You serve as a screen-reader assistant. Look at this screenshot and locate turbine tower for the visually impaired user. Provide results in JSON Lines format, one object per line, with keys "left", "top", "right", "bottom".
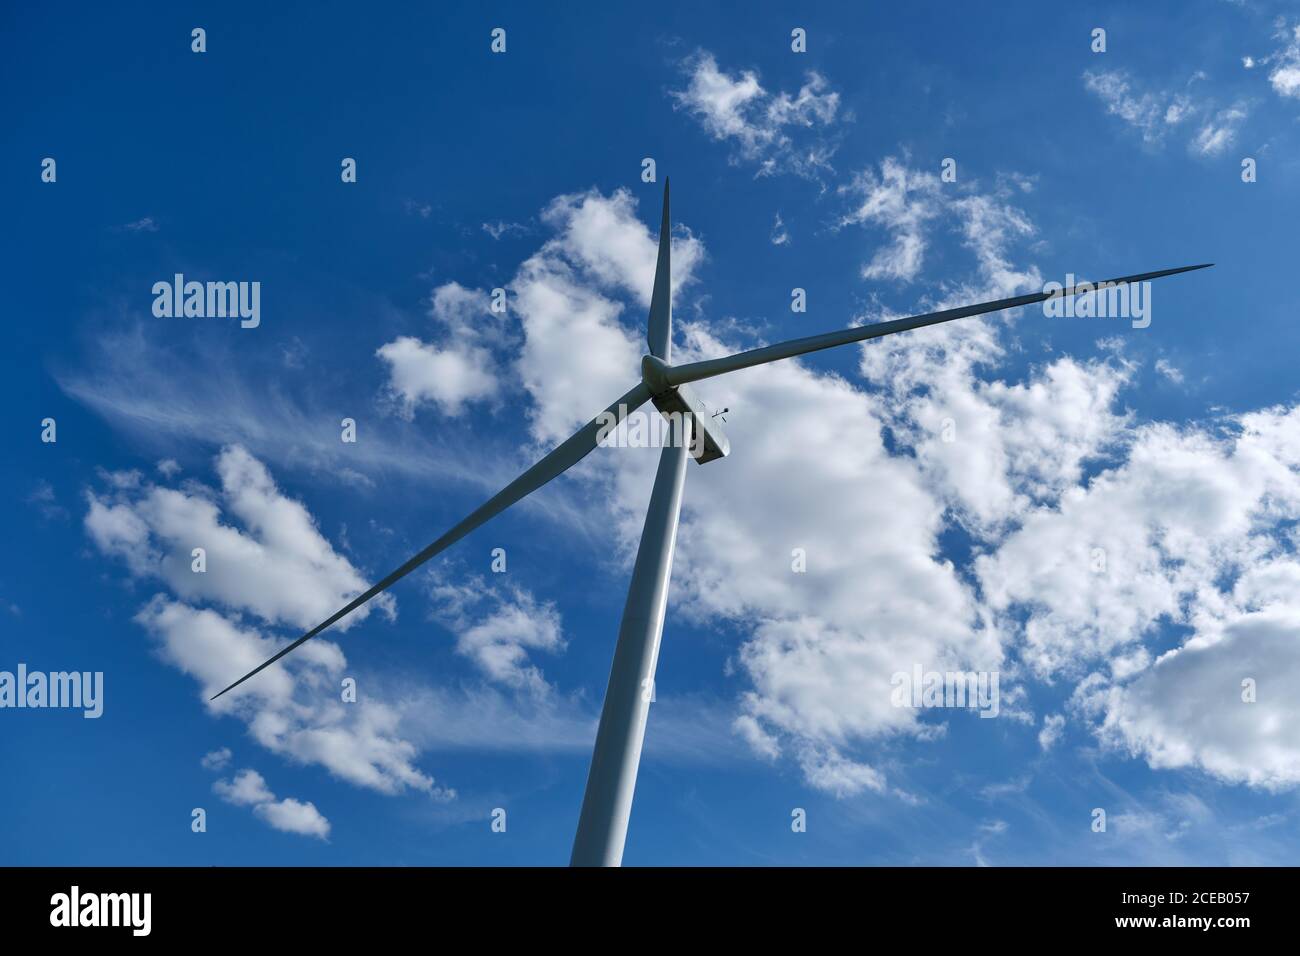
{"left": 212, "top": 180, "right": 1210, "bottom": 866}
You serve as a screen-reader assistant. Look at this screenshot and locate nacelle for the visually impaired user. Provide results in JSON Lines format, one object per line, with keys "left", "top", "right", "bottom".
{"left": 651, "top": 382, "right": 730, "bottom": 465}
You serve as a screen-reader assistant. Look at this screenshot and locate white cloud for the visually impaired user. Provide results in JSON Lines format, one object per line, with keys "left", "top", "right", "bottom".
{"left": 798, "top": 748, "right": 886, "bottom": 797}
{"left": 494, "top": 174, "right": 1239, "bottom": 798}
{"left": 838, "top": 158, "right": 941, "bottom": 282}
{"left": 511, "top": 187, "right": 703, "bottom": 445}
{"left": 87, "top": 171, "right": 1300, "bottom": 809}
{"left": 118, "top": 217, "right": 159, "bottom": 233}
{"left": 255, "top": 797, "right": 332, "bottom": 839}
{"left": 482, "top": 220, "right": 529, "bottom": 240}
{"left": 201, "top": 747, "right": 232, "bottom": 771}
{"left": 979, "top": 407, "right": 1300, "bottom": 680}
{"left": 770, "top": 212, "right": 790, "bottom": 246}
{"left": 1190, "top": 104, "right": 1248, "bottom": 156}
{"left": 214, "top": 768, "right": 331, "bottom": 839}
{"left": 874, "top": 349, "right": 1132, "bottom": 533}
{"left": 670, "top": 51, "right": 841, "bottom": 179}
{"left": 1083, "top": 70, "right": 1186, "bottom": 144}
{"left": 1272, "top": 64, "right": 1300, "bottom": 97}
{"left": 1266, "top": 23, "right": 1300, "bottom": 99}
{"left": 296, "top": 172, "right": 1300, "bottom": 805}
{"left": 426, "top": 572, "right": 565, "bottom": 695}
{"left": 1076, "top": 559, "right": 1300, "bottom": 790}
{"left": 57, "top": 324, "right": 503, "bottom": 496}
{"left": 86, "top": 449, "right": 450, "bottom": 799}
{"left": 501, "top": 184, "right": 997, "bottom": 794}
{"left": 86, "top": 444, "right": 393, "bottom": 632}
{"left": 1038, "top": 714, "right": 1065, "bottom": 751}
{"left": 664, "top": 345, "right": 996, "bottom": 786}
{"left": 214, "top": 767, "right": 275, "bottom": 806}
{"left": 837, "top": 157, "right": 1040, "bottom": 298}
{"left": 376, "top": 336, "right": 498, "bottom": 416}
{"left": 732, "top": 714, "right": 780, "bottom": 761}
{"left": 376, "top": 282, "right": 507, "bottom": 417}
{"left": 845, "top": 161, "right": 1130, "bottom": 535}
{"left": 133, "top": 594, "right": 448, "bottom": 797}
{"left": 1083, "top": 69, "right": 1247, "bottom": 157}
{"left": 1155, "top": 358, "right": 1185, "bottom": 384}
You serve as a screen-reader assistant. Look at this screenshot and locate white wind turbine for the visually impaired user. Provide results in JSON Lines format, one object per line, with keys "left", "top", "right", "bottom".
{"left": 212, "top": 180, "right": 1209, "bottom": 866}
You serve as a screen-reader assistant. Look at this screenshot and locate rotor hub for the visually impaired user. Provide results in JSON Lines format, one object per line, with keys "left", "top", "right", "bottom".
{"left": 640, "top": 354, "right": 673, "bottom": 395}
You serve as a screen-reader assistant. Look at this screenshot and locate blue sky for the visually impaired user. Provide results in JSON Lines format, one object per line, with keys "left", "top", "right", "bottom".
{"left": 4, "top": 0, "right": 1300, "bottom": 865}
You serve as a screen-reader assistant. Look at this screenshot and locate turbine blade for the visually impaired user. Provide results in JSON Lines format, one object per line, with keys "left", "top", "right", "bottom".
{"left": 210, "top": 381, "right": 654, "bottom": 701}
{"left": 646, "top": 178, "right": 672, "bottom": 360}
{"left": 665, "top": 263, "right": 1213, "bottom": 388}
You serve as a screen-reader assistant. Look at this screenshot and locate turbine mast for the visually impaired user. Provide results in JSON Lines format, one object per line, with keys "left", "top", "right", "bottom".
{"left": 571, "top": 415, "right": 692, "bottom": 866}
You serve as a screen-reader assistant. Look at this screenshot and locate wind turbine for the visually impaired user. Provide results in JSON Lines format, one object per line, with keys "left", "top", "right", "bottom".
{"left": 212, "top": 180, "right": 1210, "bottom": 866}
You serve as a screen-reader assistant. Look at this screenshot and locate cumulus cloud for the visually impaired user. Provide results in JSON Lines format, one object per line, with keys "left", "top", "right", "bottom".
{"left": 1078, "top": 600, "right": 1300, "bottom": 790}
{"left": 255, "top": 796, "right": 332, "bottom": 839}
{"left": 500, "top": 184, "right": 1002, "bottom": 795}
{"left": 669, "top": 51, "right": 841, "bottom": 179}
{"left": 85, "top": 448, "right": 450, "bottom": 799}
{"left": 85, "top": 444, "right": 393, "bottom": 631}
{"left": 843, "top": 160, "right": 1130, "bottom": 535}
{"left": 90, "top": 171, "right": 1300, "bottom": 806}
{"left": 979, "top": 407, "right": 1300, "bottom": 680}
{"left": 214, "top": 768, "right": 331, "bottom": 839}
{"left": 834, "top": 160, "right": 1300, "bottom": 794}
{"left": 652, "top": 159, "right": 1300, "bottom": 796}
{"left": 511, "top": 187, "right": 703, "bottom": 445}
{"left": 92, "top": 170, "right": 1300, "bottom": 809}
{"left": 214, "top": 767, "right": 276, "bottom": 806}
{"left": 377, "top": 282, "right": 508, "bottom": 417}
{"left": 1083, "top": 565, "right": 1300, "bottom": 789}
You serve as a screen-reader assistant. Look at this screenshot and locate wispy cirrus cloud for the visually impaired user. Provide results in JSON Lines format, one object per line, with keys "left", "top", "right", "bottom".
{"left": 669, "top": 51, "right": 842, "bottom": 180}
{"left": 837, "top": 158, "right": 942, "bottom": 282}
{"left": 1083, "top": 68, "right": 1248, "bottom": 156}
{"left": 1245, "top": 19, "right": 1300, "bottom": 101}
{"left": 425, "top": 569, "right": 565, "bottom": 696}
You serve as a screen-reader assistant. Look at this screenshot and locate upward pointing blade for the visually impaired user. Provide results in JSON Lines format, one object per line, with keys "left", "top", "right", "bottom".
{"left": 665, "top": 263, "right": 1213, "bottom": 388}
{"left": 646, "top": 178, "right": 672, "bottom": 361}
{"left": 210, "top": 381, "right": 654, "bottom": 701}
